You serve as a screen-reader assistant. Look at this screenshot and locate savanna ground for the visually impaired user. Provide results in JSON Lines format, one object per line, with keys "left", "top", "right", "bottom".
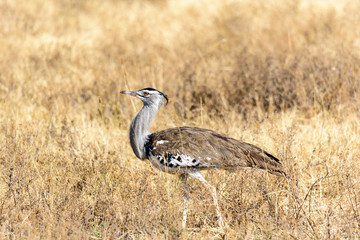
{"left": 1, "top": 0, "right": 360, "bottom": 239}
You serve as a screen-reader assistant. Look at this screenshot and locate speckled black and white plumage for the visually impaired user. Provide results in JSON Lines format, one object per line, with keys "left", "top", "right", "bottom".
{"left": 154, "top": 152, "right": 200, "bottom": 168}
{"left": 145, "top": 134, "right": 202, "bottom": 172}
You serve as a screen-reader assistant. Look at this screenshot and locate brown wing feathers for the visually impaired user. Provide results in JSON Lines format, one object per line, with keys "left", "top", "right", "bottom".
{"left": 146, "top": 127, "right": 285, "bottom": 175}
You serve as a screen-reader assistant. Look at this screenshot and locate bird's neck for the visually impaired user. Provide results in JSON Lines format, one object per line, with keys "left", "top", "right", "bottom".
{"left": 129, "top": 103, "right": 160, "bottom": 159}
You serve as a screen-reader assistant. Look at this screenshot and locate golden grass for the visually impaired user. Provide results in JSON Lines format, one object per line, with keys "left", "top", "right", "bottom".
{"left": 1, "top": 0, "right": 360, "bottom": 238}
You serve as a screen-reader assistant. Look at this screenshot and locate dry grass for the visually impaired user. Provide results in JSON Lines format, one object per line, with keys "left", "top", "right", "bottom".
{"left": 1, "top": 0, "right": 360, "bottom": 239}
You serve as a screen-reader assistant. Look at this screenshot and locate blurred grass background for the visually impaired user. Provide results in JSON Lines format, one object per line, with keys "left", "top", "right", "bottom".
{"left": 0, "top": 0, "right": 360, "bottom": 239}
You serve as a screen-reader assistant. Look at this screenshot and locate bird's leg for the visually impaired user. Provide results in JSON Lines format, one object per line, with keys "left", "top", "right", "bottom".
{"left": 188, "top": 170, "right": 225, "bottom": 229}
{"left": 179, "top": 174, "right": 189, "bottom": 229}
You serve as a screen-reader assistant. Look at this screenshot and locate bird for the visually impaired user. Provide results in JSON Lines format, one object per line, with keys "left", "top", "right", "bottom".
{"left": 121, "top": 87, "right": 285, "bottom": 230}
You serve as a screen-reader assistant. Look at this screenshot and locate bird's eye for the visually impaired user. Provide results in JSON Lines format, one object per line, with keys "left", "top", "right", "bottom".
{"left": 143, "top": 92, "right": 149, "bottom": 96}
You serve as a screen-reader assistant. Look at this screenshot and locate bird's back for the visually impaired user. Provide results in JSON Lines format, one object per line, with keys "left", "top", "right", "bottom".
{"left": 144, "top": 126, "right": 285, "bottom": 176}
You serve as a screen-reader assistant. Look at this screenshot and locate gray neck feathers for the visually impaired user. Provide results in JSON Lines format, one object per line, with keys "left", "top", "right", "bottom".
{"left": 129, "top": 101, "right": 161, "bottom": 159}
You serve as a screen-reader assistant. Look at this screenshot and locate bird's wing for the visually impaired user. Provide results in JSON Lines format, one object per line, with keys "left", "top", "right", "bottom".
{"left": 145, "top": 127, "right": 285, "bottom": 175}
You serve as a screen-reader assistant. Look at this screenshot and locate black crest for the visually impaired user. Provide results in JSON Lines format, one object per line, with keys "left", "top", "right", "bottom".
{"left": 140, "top": 87, "right": 168, "bottom": 104}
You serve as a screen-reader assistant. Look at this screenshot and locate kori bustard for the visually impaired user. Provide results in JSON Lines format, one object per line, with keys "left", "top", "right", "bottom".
{"left": 121, "top": 88, "right": 285, "bottom": 229}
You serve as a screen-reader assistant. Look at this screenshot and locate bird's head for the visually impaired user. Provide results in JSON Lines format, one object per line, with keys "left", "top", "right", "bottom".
{"left": 120, "top": 88, "right": 168, "bottom": 107}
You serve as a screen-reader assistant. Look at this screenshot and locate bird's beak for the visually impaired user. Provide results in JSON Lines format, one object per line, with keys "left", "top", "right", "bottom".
{"left": 120, "top": 91, "right": 137, "bottom": 96}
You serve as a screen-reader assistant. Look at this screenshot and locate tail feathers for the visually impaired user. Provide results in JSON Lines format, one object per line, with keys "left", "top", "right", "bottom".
{"left": 263, "top": 152, "right": 286, "bottom": 176}
{"left": 246, "top": 149, "right": 286, "bottom": 177}
{"left": 269, "top": 168, "right": 287, "bottom": 177}
{"left": 264, "top": 151, "right": 281, "bottom": 163}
